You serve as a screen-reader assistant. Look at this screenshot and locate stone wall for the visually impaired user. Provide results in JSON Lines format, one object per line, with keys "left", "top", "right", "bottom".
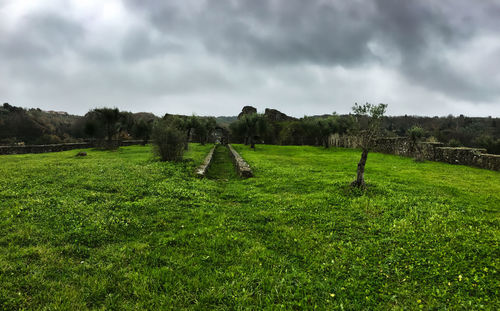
{"left": 195, "top": 145, "right": 216, "bottom": 178}
{"left": 0, "top": 140, "right": 147, "bottom": 155}
{"left": 328, "top": 134, "right": 500, "bottom": 171}
{"left": 228, "top": 144, "right": 253, "bottom": 178}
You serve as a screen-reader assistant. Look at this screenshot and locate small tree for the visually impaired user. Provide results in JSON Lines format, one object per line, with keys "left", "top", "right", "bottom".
{"left": 182, "top": 115, "right": 201, "bottom": 150}
{"left": 132, "top": 119, "right": 153, "bottom": 145}
{"left": 351, "top": 103, "right": 387, "bottom": 188}
{"left": 95, "top": 108, "right": 122, "bottom": 145}
{"left": 408, "top": 125, "right": 425, "bottom": 162}
{"left": 230, "top": 113, "right": 269, "bottom": 149}
{"left": 194, "top": 117, "right": 216, "bottom": 145}
{"left": 316, "top": 116, "right": 340, "bottom": 148}
{"left": 151, "top": 119, "right": 185, "bottom": 161}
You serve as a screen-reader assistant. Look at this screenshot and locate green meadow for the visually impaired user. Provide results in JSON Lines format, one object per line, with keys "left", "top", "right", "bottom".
{"left": 0, "top": 144, "right": 499, "bottom": 309}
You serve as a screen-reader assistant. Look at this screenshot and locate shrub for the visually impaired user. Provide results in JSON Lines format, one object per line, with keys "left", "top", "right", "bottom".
{"left": 151, "top": 120, "right": 185, "bottom": 161}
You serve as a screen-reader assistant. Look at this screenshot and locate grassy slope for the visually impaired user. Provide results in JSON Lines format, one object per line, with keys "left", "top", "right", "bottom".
{"left": 0, "top": 144, "right": 498, "bottom": 309}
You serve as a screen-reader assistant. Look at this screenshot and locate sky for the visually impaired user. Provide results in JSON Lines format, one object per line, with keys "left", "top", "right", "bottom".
{"left": 1, "top": 0, "right": 500, "bottom": 117}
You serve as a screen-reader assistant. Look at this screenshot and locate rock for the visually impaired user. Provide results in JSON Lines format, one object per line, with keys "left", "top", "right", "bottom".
{"left": 237, "top": 106, "right": 257, "bottom": 119}
{"left": 264, "top": 108, "right": 297, "bottom": 122}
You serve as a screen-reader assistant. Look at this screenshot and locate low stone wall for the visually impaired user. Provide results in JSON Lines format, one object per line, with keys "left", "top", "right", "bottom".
{"left": 228, "top": 144, "right": 253, "bottom": 178}
{"left": 0, "top": 140, "right": 147, "bottom": 155}
{"left": 195, "top": 145, "right": 216, "bottom": 178}
{"left": 328, "top": 134, "right": 500, "bottom": 171}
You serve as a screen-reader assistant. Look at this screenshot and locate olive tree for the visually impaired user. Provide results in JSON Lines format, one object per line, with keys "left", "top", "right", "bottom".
{"left": 351, "top": 103, "right": 387, "bottom": 188}
{"left": 407, "top": 125, "right": 425, "bottom": 162}
{"left": 230, "top": 113, "right": 269, "bottom": 149}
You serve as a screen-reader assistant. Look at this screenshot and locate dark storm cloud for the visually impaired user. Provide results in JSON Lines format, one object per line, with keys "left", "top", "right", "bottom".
{"left": 124, "top": 0, "right": 500, "bottom": 102}
{"left": 0, "top": 11, "right": 84, "bottom": 61}
{"left": 1, "top": 0, "right": 500, "bottom": 116}
{"left": 120, "top": 28, "right": 185, "bottom": 62}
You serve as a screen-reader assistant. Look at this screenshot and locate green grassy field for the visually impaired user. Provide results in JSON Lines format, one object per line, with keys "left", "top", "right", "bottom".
{"left": 0, "top": 144, "right": 499, "bottom": 309}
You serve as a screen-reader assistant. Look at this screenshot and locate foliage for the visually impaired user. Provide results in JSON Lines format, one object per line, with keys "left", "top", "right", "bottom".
{"left": 350, "top": 103, "right": 388, "bottom": 187}
{"left": 408, "top": 126, "right": 426, "bottom": 161}
{"left": 2, "top": 103, "right": 500, "bottom": 154}
{"left": 0, "top": 145, "right": 498, "bottom": 309}
{"left": 131, "top": 119, "right": 153, "bottom": 145}
{"left": 84, "top": 108, "right": 123, "bottom": 148}
{"left": 0, "top": 103, "right": 80, "bottom": 145}
{"left": 151, "top": 119, "right": 186, "bottom": 161}
{"left": 230, "top": 113, "right": 270, "bottom": 148}
{"left": 194, "top": 117, "right": 217, "bottom": 145}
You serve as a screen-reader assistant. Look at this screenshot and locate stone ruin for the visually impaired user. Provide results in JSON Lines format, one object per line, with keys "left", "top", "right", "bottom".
{"left": 237, "top": 106, "right": 257, "bottom": 119}
{"left": 237, "top": 106, "right": 297, "bottom": 122}
{"left": 328, "top": 134, "right": 500, "bottom": 171}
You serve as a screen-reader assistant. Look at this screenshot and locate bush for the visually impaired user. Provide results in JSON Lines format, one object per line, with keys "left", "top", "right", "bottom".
{"left": 152, "top": 120, "right": 185, "bottom": 161}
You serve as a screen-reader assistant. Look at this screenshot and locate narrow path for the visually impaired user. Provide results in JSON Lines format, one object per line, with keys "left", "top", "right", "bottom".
{"left": 206, "top": 145, "right": 238, "bottom": 180}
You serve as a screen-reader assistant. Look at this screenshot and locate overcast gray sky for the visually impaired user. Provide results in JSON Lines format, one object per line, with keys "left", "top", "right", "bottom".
{"left": 1, "top": 0, "right": 499, "bottom": 117}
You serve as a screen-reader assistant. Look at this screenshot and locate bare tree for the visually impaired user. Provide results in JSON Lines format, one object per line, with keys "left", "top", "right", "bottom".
{"left": 351, "top": 103, "right": 387, "bottom": 188}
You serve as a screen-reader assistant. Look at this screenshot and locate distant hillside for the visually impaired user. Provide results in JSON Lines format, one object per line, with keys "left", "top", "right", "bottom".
{"left": 0, "top": 103, "right": 83, "bottom": 145}
{"left": 215, "top": 116, "right": 238, "bottom": 127}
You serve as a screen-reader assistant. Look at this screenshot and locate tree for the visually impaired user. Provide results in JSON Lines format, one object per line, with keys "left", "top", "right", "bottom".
{"left": 195, "top": 117, "right": 216, "bottom": 145}
{"left": 407, "top": 125, "right": 425, "bottom": 161}
{"left": 179, "top": 115, "right": 200, "bottom": 150}
{"left": 351, "top": 103, "right": 387, "bottom": 188}
{"left": 132, "top": 119, "right": 153, "bottom": 145}
{"left": 95, "top": 108, "right": 121, "bottom": 144}
{"left": 82, "top": 108, "right": 129, "bottom": 149}
{"left": 230, "top": 113, "right": 269, "bottom": 149}
{"left": 151, "top": 119, "right": 185, "bottom": 161}
{"left": 316, "top": 116, "right": 340, "bottom": 147}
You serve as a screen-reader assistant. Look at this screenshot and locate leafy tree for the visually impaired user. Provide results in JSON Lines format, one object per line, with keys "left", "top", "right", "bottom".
{"left": 230, "top": 113, "right": 269, "bottom": 149}
{"left": 178, "top": 115, "right": 201, "bottom": 150}
{"left": 95, "top": 108, "right": 122, "bottom": 144}
{"left": 407, "top": 126, "right": 425, "bottom": 161}
{"left": 83, "top": 119, "right": 100, "bottom": 140}
{"left": 316, "top": 116, "right": 341, "bottom": 147}
{"left": 195, "top": 117, "right": 217, "bottom": 145}
{"left": 350, "top": 103, "right": 387, "bottom": 188}
{"left": 151, "top": 119, "right": 185, "bottom": 161}
{"left": 132, "top": 119, "right": 153, "bottom": 145}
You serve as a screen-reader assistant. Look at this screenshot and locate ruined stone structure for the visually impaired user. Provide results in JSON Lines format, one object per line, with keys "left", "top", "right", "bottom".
{"left": 264, "top": 108, "right": 297, "bottom": 122}
{"left": 0, "top": 140, "right": 148, "bottom": 155}
{"left": 195, "top": 145, "right": 216, "bottom": 178}
{"left": 328, "top": 134, "right": 500, "bottom": 171}
{"left": 228, "top": 144, "right": 253, "bottom": 177}
{"left": 237, "top": 106, "right": 257, "bottom": 119}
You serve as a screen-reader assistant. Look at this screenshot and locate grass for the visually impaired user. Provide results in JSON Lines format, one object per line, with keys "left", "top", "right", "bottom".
{"left": 0, "top": 144, "right": 499, "bottom": 309}
{"left": 206, "top": 145, "right": 239, "bottom": 180}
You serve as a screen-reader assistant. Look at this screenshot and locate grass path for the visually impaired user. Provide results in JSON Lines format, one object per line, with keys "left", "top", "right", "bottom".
{"left": 206, "top": 145, "right": 238, "bottom": 180}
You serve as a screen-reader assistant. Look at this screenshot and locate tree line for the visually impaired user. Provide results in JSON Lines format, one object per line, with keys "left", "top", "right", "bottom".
{"left": 0, "top": 104, "right": 217, "bottom": 150}
{"left": 2, "top": 102, "right": 500, "bottom": 154}
{"left": 228, "top": 109, "right": 500, "bottom": 154}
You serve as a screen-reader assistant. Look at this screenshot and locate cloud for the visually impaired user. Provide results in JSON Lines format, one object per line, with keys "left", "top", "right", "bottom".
{"left": 1, "top": 0, "right": 499, "bottom": 116}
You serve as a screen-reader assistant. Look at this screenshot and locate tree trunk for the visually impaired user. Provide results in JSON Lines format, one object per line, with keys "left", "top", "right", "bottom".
{"left": 250, "top": 136, "right": 255, "bottom": 149}
{"left": 352, "top": 149, "right": 368, "bottom": 187}
{"left": 185, "top": 129, "right": 190, "bottom": 150}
